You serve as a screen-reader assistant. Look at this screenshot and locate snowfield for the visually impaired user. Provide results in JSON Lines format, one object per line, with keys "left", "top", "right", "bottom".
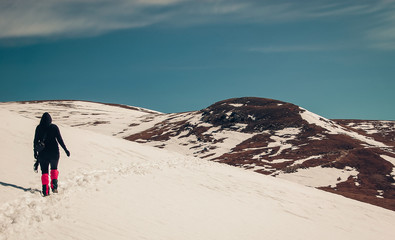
{"left": 1, "top": 107, "right": 395, "bottom": 240}
{"left": 300, "top": 108, "right": 389, "bottom": 148}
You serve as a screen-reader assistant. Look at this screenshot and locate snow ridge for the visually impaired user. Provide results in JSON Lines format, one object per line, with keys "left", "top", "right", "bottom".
{"left": 300, "top": 108, "right": 388, "bottom": 148}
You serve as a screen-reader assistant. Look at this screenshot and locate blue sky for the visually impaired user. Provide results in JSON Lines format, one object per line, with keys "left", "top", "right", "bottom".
{"left": 1, "top": 0, "right": 394, "bottom": 120}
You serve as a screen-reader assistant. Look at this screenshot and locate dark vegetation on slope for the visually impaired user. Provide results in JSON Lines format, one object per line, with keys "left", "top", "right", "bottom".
{"left": 126, "top": 97, "right": 395, "bottom": 211}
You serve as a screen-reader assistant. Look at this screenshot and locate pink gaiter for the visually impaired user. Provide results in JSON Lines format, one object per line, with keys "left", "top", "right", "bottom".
{"left": 50, "top": 170, "right": 59, "bottom": 189}
{"left": 41, "top": 174, "right": 49, "bottom": 195}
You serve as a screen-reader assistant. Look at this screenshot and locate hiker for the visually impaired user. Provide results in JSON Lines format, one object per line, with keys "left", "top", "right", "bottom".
{"left": 34, "top": 112, "right": 70, "bottom": 196}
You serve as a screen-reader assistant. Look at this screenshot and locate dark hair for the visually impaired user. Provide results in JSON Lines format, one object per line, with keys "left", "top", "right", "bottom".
{"left": 40, "top": 112, "right": 52, "bottom": 127}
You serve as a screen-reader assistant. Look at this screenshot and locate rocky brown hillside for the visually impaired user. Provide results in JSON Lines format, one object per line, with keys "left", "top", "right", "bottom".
{"left": 126, "top": 97, "right": 395, "bottom": 211}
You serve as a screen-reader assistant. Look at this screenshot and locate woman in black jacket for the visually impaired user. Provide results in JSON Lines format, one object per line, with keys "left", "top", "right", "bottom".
{"left": 34, "top": 112, "right": 70, "bottom": 196}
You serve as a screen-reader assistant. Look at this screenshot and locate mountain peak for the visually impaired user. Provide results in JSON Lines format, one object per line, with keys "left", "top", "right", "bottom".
{"left": 209, "top": 97, "right": 286, "bottom": 106}
{"left": 201, "top": 97, "right": 305, "bottom": 132}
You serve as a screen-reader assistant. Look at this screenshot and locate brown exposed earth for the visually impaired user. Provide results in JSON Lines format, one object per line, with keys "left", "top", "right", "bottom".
{"left": 125, "top": 97, "right": 395, "bottom": 211}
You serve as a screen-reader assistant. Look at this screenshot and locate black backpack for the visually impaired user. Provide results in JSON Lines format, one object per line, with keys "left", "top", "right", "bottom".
{"left": 35, "top": 130, "right": 48, "bottom": 153}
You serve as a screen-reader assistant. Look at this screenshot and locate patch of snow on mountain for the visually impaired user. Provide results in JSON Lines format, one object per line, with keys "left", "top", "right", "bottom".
{"left": 377, "top": 190, "right": 385, "bottom": 198}
{"left": 229, "top": 103, "right": 244, "bottom": 107}
{"left": 308, "top": 134, "right": 326, "bottom": 141}
{"left": 276, "top": 127, "right": 301, "bottom": 136}
{"left": 347, "top": 121, "right": 395, "bottom": 135}
{"left": 204, "top": 130, "right": 254, "bottom": 158}
{"left": 276, "top": 166, "right": 359, "bottom": 188}
{"left": 300, "top": 108, "right": 343, "bottom": 133}
{"left": 243, "top": 163, "right": 275, "bottom": 172}
{"left": 181, "top": 112, "right": 201, "bottom": 125}
{"left": 265, "top": 158, "right": 294, "bottom": 164}
{"left": 248, "top": 114, "right": 256, "bottom": 121}
{"left": 267, "top": 127, "right": 301, "bottom": 157}
{"left": 205, "top": 126, "right": 222, "bottom": 135}
{"left": 349, "top": 122, "right": 379, "bottom": 134}
{"left": 381, "top": 155, "right": 395, "bottom": 179}
{"left": 233, "top": 123, "right": 248, "bottom": 131}
{"left": 300, "top": 108, "right": 388, "bottom": 148}
{"left": 290, "top": 155, "right": 324, "bottom": 166}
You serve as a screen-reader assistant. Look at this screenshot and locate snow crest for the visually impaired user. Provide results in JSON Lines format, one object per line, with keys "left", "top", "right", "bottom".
{"left": 300, "top": 108, "right": 388, "bottom": 148}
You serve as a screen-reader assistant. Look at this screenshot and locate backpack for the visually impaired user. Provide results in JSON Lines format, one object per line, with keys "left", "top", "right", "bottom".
{"left": 35, "top": 131, "right": 47, "bottom": 153}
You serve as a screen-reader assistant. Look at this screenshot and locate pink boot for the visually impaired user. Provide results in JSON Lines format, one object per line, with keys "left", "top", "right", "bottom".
{"left": 50, "top": 170, "right": 59, "bottom": 193}
{"left": 41, "top": 174, "right": 50, "bottom": 196}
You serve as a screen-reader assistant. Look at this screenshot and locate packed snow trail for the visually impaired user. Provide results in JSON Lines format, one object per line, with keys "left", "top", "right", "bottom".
{"left": 1, "top": 109, "right": 395, "bottom": 240}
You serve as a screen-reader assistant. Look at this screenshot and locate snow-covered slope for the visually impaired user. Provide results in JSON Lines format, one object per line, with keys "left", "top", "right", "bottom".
{"left": 0, "top": 100, "right": 162, "bottom": 137}
{"left": 2, "top": 107, "right": 395, "bottom": 239}
{"left": 2, "top": 99, "right": 395, "bottom": 211}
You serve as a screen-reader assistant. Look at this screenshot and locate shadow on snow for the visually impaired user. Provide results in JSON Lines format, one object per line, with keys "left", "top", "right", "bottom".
{"left": 0, "top": 181, "right": 41, "bottom": 194}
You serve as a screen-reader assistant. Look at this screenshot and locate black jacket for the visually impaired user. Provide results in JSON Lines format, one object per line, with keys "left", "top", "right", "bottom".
{"left": 34, "top": 112, "right": 68, "bottom": 156}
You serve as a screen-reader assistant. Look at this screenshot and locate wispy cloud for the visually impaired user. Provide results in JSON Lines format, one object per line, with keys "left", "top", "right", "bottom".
{"left": 1, "top": 0, "right": 395, "bottom": 49}
{"left": 0, "top": 0, "right": 184, "bottom": 39}
{"left": 248, "top": 45, "right": 335, "bottom": 53}
{"left": 363, "top": 2, "right": 395, "bottom": 50}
